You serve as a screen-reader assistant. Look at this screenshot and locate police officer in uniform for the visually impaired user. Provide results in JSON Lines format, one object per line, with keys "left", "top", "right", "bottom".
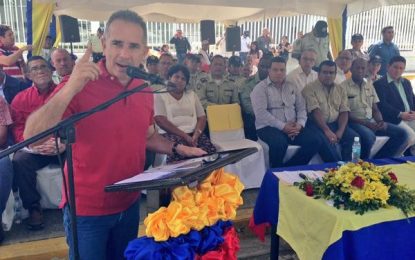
{"left": 195, "top": 55, "right": 239, "bottom": 109}
{"left": 226, "top": 55, "right": 245, "bottom": 90}
{"left": 239, "top": 54, "right": 273, "bottom": 140}
{"left": 184, "top": 54, "right": 208, "bottom": 92}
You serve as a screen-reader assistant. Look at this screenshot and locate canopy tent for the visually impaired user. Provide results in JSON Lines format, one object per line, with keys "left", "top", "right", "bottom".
{"left": 52, "top": 0, "right": 414, "bottom": 22}
{"left": 28, "top": 0, "right": 413, "bottom": 57}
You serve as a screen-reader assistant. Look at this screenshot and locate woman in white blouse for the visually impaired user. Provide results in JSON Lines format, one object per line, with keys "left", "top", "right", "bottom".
{"left": 154, "top": 64, "right": 216, "bottom": 162}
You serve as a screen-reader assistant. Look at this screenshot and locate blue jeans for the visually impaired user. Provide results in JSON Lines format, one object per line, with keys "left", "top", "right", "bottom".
{"left": 349, "top": 122, "right": 408, "bottom": 159}
{"left": 177, "top": 53, "right": 187, "bottom": 64}
{"left": 257, "top": 126, "right": 322, "bottom": 168}
{"left": 0, "top": 156, "right": 13, "bottom": 214}
{"left": 239, "top": 52, "right": 248, "bottom": 64}
{"left": 63, "top": 200, "right": 140, "bottom": 260}
{"left": 308, "top": 121, "right": 359, "bottom": 162}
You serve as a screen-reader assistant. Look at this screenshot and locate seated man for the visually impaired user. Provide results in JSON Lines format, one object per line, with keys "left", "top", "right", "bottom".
{"left": 50, "top": 48, "right": 75, "bottom": 84}
{"left": 334, "top": 50, "right": 352, "bottom": 84}
{"left": 302, "top": 60, "right": 359, "bottom": 162}
{"left": 0, "top": 68, "right": 31, "bottom": 104}
{"left": 251, "top": 57, "right": 321, "bottom": 167}
{"left": 342, "top": 58, "right": 407, "bottom": 159}
{"left": 239, "top": 54, "right": 273, "bottom": 141}
{"left": 183, "top": 54, "right": 207, "bottom": 92}
{"left": 146, "top": 55, "right": 159, "bottom": 75}
{"left": 11, "top": 56, "right": 65, "bottom": 230}
{"left": 286, "top": 49, "right": 318, "bottom": 91}
{"left": 0, "top": 96, "right": 13, "bottom": 243}
{"left": 226, "top": 55, "right": 245, "bottom": 87}
{"left": 374, "top": 55, "right": 415, "bottom": 155}
{"left": 196, "top": 55, "right": 239, "bottom": 109}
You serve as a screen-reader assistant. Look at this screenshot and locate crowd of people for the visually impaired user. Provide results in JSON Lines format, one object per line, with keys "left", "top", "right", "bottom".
{"left": 0, "top": 11, "right": 414, "bottom": 260}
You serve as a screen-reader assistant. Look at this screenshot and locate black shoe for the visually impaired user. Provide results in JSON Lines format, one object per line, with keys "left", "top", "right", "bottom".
{"left": 27, "top": 204, "right": 44, "bottom": 230}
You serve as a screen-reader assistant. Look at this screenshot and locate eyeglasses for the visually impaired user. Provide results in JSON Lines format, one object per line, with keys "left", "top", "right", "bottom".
{"left": 29, "top": 64, "right": 49, "bottom": 73}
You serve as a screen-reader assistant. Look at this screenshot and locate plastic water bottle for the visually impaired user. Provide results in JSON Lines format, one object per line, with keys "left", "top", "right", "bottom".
{"left": 351, "top": 137, "right": 361, "bottom": 163}
{"left": 13, "top": 192, "right": 22, "bottom": 224}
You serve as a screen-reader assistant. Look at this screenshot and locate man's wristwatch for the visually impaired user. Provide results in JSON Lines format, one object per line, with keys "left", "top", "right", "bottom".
{"left": 196, "top": 129, "right": 203, "bottom": 135}
{"left": 172, "top": 142, "right": 180, "bottom": 156}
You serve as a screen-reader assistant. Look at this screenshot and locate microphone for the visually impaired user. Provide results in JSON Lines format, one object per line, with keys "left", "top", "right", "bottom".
{"left": 126, "top": 66, "right": 167, "bottom": 85}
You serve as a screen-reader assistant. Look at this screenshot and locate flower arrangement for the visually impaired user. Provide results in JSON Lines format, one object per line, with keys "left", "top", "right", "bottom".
{"left": 144, "top": 167, "right": 244, "bottom": 241}
{"left": 125, "top": 168, "right": 244, "bottom": 260}
{"left": 294, "top": 161, "right": 415, "bottom": 216}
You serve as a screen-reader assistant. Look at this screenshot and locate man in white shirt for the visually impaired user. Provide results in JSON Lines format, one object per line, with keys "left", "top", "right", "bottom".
{"left": 240, "top": 31, "right": 251, "bottom": 65}
{"left": 286, "top": 49, "right": 318, "bottom": 91}
{"left": 334, "top": 50, "right": 352, "bottom": 85}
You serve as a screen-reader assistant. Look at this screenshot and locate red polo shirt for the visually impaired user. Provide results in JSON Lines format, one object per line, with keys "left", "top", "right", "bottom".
{"left": 11, "top": 83, "right": 56, "bottom": 143}
{"left": 0, "top": 46, "right": 24, "bottom": 79}
{"left": 57, "top": 60, "right": 154, "bottom": 216}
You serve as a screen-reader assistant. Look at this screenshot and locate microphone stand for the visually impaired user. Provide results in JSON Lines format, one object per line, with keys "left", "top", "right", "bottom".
{"left": 0, "top": 81, "right": 150, "bottom": 260}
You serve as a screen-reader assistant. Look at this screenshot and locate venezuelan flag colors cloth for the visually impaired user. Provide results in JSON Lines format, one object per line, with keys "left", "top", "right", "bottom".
{"left": 125, "top": 168, "right": 244, "bottom": 259}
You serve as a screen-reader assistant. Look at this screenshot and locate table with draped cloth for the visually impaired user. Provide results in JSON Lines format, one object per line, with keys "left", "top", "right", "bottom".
{"left": 250, "top": 157, "right": 415, "bottom": 260}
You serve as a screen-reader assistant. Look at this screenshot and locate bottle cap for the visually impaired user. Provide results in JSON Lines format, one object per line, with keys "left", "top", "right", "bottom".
{"left": 354, "top": 137, "right": 360, "bottom": 142}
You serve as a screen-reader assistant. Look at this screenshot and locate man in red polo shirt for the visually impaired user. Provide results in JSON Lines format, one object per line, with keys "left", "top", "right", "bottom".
{"left": 23, "top": 10, "right": 206, "bottom": 260}
{"left": 0, "top": 25, "right": 32, "bottom": 80}
{"left": 11, "top": 56, "right": 65, "bottom": 230}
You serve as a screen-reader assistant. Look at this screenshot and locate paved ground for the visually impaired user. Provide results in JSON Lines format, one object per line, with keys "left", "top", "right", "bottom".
{"left": 1, "top": 189, "right": 298, "bottom": 259}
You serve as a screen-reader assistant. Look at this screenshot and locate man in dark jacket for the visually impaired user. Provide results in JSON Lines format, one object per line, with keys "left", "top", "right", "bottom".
{"left": 170, "top": 29, "right": 191, "bottom": 64}
{"left": 0, "top": 69, "right": 31, "bottom": 104}
{"left": 374, "top": 55, "right": 415, "bottom": 155}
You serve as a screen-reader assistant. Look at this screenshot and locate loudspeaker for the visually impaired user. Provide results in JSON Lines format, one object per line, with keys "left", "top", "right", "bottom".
{"left": 200, "top": 20, "right": 215, "bottom": 45}
{"left": 226, "top": 26, "right": 241, "bottom": 52}
{"left": 59, "top": 15, "right": 80, "bottom": 43}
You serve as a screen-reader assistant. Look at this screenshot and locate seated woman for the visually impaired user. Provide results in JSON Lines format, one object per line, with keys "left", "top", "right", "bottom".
{"left": 154, "top": 64, "right": 216, "bottom": 163}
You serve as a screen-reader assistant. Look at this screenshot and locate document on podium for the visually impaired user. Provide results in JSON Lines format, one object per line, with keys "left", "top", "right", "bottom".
{"left": 115, "top": 157, "right": 208, "bottom": 185}
{"left": 105, "top": 147, "right": 258, "bottom": 192}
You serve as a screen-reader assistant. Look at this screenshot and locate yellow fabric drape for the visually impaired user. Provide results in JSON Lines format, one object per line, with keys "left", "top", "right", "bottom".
{"left": 32, "top": 1, "right": 55, "bottom": 55}
{"left": 54, "top": 15, "right": 62, "bottom": 48}
{"left": 276, "top": 163, "right": 415, "bottom": 260}
{"left": 327, "top": 17, "right": 343, "bottom": 60}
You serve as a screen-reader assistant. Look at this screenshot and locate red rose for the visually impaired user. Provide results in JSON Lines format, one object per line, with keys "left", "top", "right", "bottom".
{"left": 304, "top": 183, "right": 314, "bottom": 196}
{"left": 351, "top": 176, "right": 365, "bottom": 189}
{"left": 388, "top": 172, "right": 398, "bottom": 183}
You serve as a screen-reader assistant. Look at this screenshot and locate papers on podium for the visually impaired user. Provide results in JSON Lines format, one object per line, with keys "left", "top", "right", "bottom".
{"left": 115, "top": 155, "right": 215, "bottom": 185}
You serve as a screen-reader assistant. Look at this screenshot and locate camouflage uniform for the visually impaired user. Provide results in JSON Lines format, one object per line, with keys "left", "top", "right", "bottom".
{"left": 195, "top": 75, "right": 240, "bottom": 109}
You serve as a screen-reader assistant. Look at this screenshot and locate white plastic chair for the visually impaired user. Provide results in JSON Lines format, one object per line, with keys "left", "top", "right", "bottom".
{"left": 369, "top": 136, "right": 390, "bottom": 159}
{"left": 206, "top": 104, "right": 266, "bottom": 189}
{"left": 257, "top": 138, "right": 301, "bottom": 168}
{"left": 36, "top": 164, "right": 62, "bottom": 209}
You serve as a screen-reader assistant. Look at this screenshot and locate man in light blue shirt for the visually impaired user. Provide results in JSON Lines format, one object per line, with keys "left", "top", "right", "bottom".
{"left": 251, "top": 56, "right": 321, "bottom": 167}
{"left": 369, "top": 26, "right": 400, "bottom": 76}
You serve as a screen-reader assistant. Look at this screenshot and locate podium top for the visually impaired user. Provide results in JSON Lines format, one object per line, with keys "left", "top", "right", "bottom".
{"left": 105, "top": 148, "right": 257, "bottom": 192}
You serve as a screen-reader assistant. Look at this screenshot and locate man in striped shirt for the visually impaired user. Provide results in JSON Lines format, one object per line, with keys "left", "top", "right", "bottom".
{"left": 0, "top": 25, "right": 32, "bottom": 80}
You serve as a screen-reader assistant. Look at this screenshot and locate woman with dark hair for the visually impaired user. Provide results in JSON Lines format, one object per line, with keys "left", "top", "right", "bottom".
{"left": 248, "top": 41, "right": 262, "bottom": 66}
{"left": 154, "top": 64, "right": 216, "bottom": 162}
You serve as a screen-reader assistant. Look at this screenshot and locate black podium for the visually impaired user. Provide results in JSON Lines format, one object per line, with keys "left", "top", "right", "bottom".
{"left": 105, "top": 148, "right": 257, "bottom": 210}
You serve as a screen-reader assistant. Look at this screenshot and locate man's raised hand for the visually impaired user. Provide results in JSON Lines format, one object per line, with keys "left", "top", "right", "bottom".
{"left": 66, "top": 44, "right": 100, "bottom": 95}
